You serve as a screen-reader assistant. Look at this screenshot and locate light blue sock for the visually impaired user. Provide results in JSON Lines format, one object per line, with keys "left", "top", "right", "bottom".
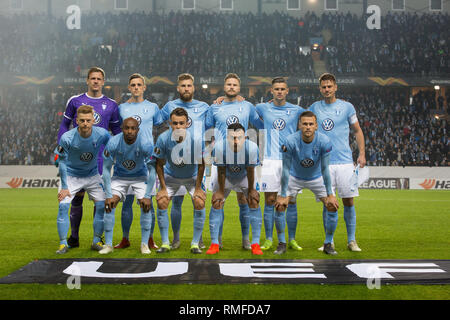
{"left": 192, "top": 208, "right": 206, "bottom": 246}
{"left": 325, "top": 208, "right": 338, "bottom": 244}
{"left": 286, "top": 203, "right": 298, "bottom": 241}
{"left": 93, "top": 201, "right": 105, "bottom": 244}
{"left": 263, "top": 204, "right": 275, "bottom": 241}
{"left": 274, "top": 210, "right": 286, "bottom": 243}
{"left": 140, "top": 208, "right": 152, "bottom": 244}
{"left": 121, "top": 195, "right": 134, "bottom": 239}
{"left": 150, "top": 200, "right": 156, "bottom": 237}
{"left": 239, "top": 203, "right": 250, "bottom": 241}
{"left": 209, "top": 207, "right": 223, "bottom": 245}
{"left": 322, "top": 205, "right": 327, "bottom": 236}
{"left": 249, "top": 206, "right": 262, "bottom": 245}
{"left": 218, "top": 208, "right": 224, "bottom": 241}
{"left": 171, "top": 195, "right": 184, "bottom": 242}
{"left": 344, "top": 205, "right": 357, "bottom": 242}
{"left": 157, "top": 208, "right": 170, "bottom": 245}
{"left": 104, "top": 208, "right": 116, "bottom": 246}
{"left": 57, "top": 203, "right": 71, "bottom": 246}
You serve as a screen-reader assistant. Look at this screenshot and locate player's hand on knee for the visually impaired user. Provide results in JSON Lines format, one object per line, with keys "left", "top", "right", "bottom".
{"left": 275, "top": 195, "right": 289, "bottom": 212}
{"left": 58, "top": 189, "right": 71, "bottom": 202}
{"left": 139, "top": 198, "right": 152, "bottom": 213}
{"left": 105, "top": 198, "right": 116, "bottom": 213}
{"left": 325, "top": 195, "right": 339, "bottom": 212}
{"left": 212, "top": 191, "right": 225, "bottom": 209}
{"left": 248, "top": 189, "right": 260, "bottom": 207}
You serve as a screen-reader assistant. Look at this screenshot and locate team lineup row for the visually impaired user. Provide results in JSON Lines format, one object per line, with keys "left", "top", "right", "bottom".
{"left": 54, "top": 68, "right": 366, "bottom": 256}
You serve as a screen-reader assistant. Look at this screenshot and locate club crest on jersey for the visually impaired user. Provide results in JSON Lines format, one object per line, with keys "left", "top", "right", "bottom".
{"left": 80, "top": 152, "right": 94, "bottom": 162}
{"left": 313, "top": 147, "right": 319, "bottom": 156}
{"left": 226, "top": 115, "right": 239, "bottom": 126}
{"left": 132, "top": 115, "right": 142, "bottom": 125}
{"left": 273, "top": 118, "right": 286, "bottom": 130}
{"left": 122, "top": 159, "right": 136, "bottom": 170}
{"left": 93, "top": 111, "right": 101, "bottom": 125}
{"left": 187, "top": 116, "right": 192, "bottom": 128}
{"left": 301, "top": 158, "right": 314, "bottom": 168}
{"left": 230, "top": 165, "right": 241, "bottom": 173}
{"left": 322, "top": 118, "right": 334, "bottom": 131}
{"left": 102, "top": 103, "right": 107, "bottom": 110}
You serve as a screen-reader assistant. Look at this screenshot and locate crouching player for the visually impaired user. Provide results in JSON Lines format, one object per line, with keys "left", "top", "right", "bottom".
{"left": 100, "top": 117, "right": 157, "bottom": 254}
{"left": 153, "top": 108, "right": 207, "bottom": 254}
{"left": 207, "top": 123, "right": 263, "bottom": 255}
{"left": 275, "top": 111, "right": 340, "bottom": 255}
{"left": 54, "top": 105, "right": 111, "bottom": 254}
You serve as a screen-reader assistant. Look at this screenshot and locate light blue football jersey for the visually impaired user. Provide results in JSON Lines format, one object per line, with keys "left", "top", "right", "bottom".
{"left": 153, "top": 130, "right": 203, "bottom": 179}
{"left": 119, "top": 99, "right": 163, "bottom": 143}
{"left": 282, "top": 131, "right": 332, "bottom": 180}
{"left": 55, "top": 126, "right": 111, "bottom": 177}
{"left": 161, "top": 98, "right": 209, "bottom": 139}
{"left": 309, "top": 99, "right": 358, "bottom": 164}
{"left": 102, "top": 132, "right": 154, "bottom": 178}
{"left": 213, "top": 138, "right": 260, "bottom": 181}
{"left": 205, "top": 101, "right": 263, "bottom": 141}
{"left": 255, "top": 102, "right": 306, "bottom": 160}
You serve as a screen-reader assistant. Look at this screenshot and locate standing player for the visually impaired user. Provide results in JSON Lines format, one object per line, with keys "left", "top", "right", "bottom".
{"left": 114, "top": 73, "right": 163, "bottom": 250}
{"left": 160, "top": 73, "right": 209, "bottom": 249}
{"left": 206, "top": 123, "right": 263, "bottom": 255}
{"left": 57, "top": 67, "right": 121, "bottom": 248}
{"left": 255, "top": 77, "right": 306, "bottom": 252}
{"left": 100, "top": 117, "right": 157, "bottom": 255}
{"left": 54, "top": 105, "right": 111, "bottom": 254}
{"left": 153, "top": 108, "right": 206, "bottom": 254}
{"left": 309, "top": 73, "right": 366, "bottom": 252}
{"left": 275, "top": 111, "right": 339, "bottom": 255}
{"left": 205, "top": 73, "right": 263, "bottom": 250}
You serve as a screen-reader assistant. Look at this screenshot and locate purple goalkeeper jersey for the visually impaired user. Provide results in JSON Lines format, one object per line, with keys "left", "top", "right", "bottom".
{"left": 57, "top": 92, "right": 121, "bottom": 174}
{"left": 58, "top": 93, "right": 121, "bottom": 142}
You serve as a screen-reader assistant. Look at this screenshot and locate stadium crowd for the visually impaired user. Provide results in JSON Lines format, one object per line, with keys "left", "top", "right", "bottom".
{"left": 0, "top": 86, "right": 447, "bottom": 166}
{"left": 0, "top": 10, "right": 448, "bottom": 77}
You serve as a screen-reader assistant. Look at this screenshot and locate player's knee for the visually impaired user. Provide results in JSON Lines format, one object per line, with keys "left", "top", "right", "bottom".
{"left": 248, "top": 199, "right": 259, "bottom": 209}
{"left": 71, "top": 194, "right": 84, "bottom": 207}
{"left": 123, "top": 194, "right": 134, "bottom": 208}
{"left": 342, "top": 198, "right": 353, "bottom": 207}
{"left": 212, "top": 201, "right": 223, "bottom": 210}
{"left": 172, "top": 196, "right": 184, "bottom": 208}
{"left": 265, "top": 194, "right": 277, "bottom": 206}
{"left": 236, "top": 193, "right": 248, "bottom": 204}
{"left": 193, "top": 198, "right": 205, "bottom": 211}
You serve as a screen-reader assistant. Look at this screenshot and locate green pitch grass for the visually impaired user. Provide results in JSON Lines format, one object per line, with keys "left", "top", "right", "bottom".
{"left": 0, "top": 188, "right": 449, "bottom": 300}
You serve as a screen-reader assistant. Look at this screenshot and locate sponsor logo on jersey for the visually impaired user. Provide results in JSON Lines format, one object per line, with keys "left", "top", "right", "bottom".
{"left": 301, "top": 158, "right": 314, "bottom": 168}
{"left": 272, "top": 118, "right": 286, "bottom": 130}
{"left": 230, "top": 165, "right": 241, "bottom": 173}
{"left": 122, "top": 160, "right": 136, "bottom": 170}
{"left": 322, "top": 118, "right": 334, "bottom": 131}
{"left": 187, "top": 116, "right": 192, "bottom": 128}
{"left": 226, "top": 115, "right": 239, "bottom": 126}
{"left": 80, "top": 152, "right": 94, "bottom": 162}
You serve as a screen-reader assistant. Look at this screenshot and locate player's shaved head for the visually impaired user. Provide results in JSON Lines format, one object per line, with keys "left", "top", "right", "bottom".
{"left": 122, "top": 117, "right": 139, "bottom": 144}
{"left": 123, "top": 117, "right": 139, "bottom": 128}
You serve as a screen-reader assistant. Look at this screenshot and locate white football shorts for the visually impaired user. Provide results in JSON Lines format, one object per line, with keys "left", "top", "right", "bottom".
{"left": 287, "top": 175, "right": 327, "bottom": 202}
{"left": 329, "top": 163, "right": 359, "bottom": 198}
{"left": 59, "top": 174, "right": 105, "bottom": 204}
